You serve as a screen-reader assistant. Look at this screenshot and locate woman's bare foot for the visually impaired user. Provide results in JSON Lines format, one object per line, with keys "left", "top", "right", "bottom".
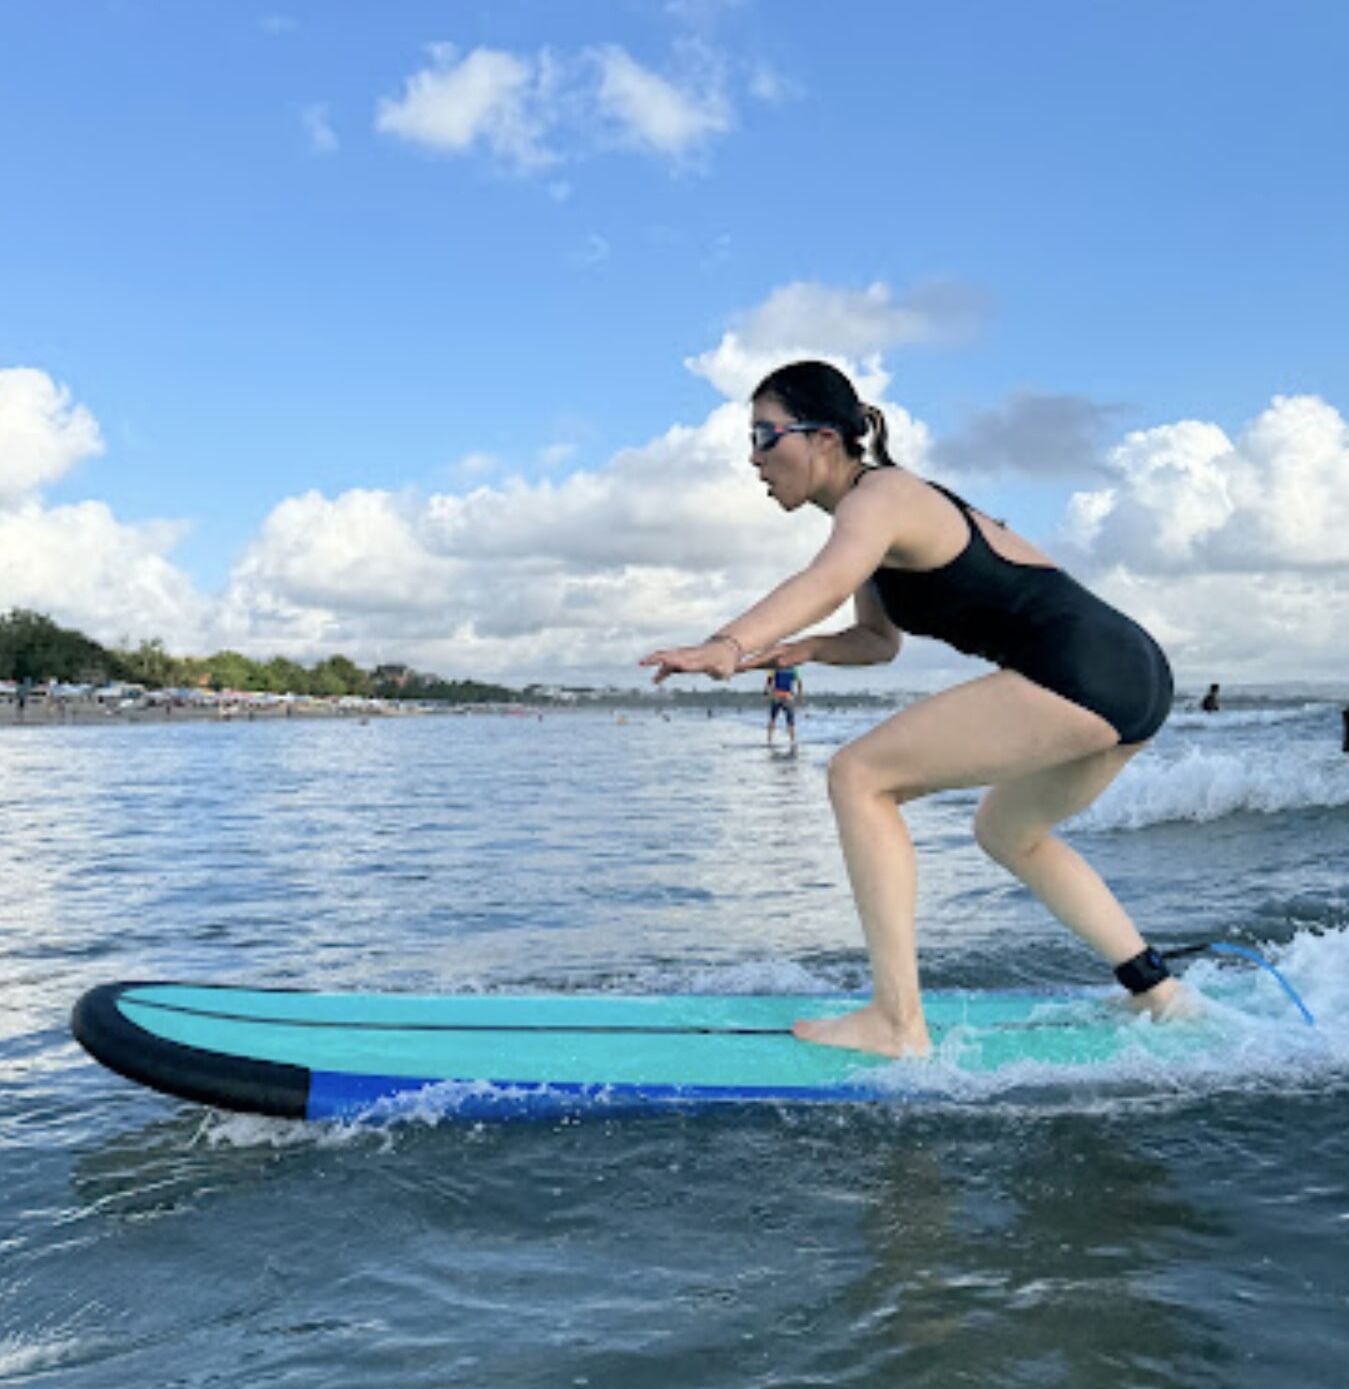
{"left": 792, "top": 1002, "right": 932, "bottom": 1058}
{"left": 1126, "top": 977, "right": 1203, "bottom": 1021}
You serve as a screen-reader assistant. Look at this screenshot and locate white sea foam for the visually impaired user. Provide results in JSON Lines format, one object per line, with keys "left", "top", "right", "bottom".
{"left": 1073, "top": 743, "right": 1349, "bottom": 830}
{"left": 863, "top": 928, "right": 1349, "bottom": 1110}
{"left": 1167, "top": 703, "right": 1330, "bottom": 731}
{"left": 647, "top": 957, "right": 847, "bottom": 995}
{"left": 193, "top": 1108, "right": 386, "bottom": 1151}
{"left": 0, "top": 1333, "right": 82, "bottom": 1379}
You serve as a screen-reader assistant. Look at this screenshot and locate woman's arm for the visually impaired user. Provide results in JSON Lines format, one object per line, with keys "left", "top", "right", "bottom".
{"left": 811, "top": 582, "right": 902, "bottom": 666}
{"left": 744, "top": 581, "right": 901, "bottom": 670}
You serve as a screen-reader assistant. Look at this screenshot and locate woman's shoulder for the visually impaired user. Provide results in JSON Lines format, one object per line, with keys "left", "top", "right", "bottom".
{"left": 846, "top": 467, "right": 952, "bottom": 531}
{"left": 853, "top": 466, "right": 943, "bottom": 504}
{"left": 855, "top": 466, "right": 928, "bottom": 505}
{"left": 843, "top": 468, "right": 971, "bottom": 568}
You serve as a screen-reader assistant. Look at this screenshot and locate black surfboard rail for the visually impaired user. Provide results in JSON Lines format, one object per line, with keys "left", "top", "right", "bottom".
{"left": 71, "top": 982, "right": 312, "bottom": 1119}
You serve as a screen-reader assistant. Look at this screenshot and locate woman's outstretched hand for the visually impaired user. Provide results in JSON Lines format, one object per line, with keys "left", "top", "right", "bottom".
{"left": 639, "top": 638, "right": 741, "bottom": 684}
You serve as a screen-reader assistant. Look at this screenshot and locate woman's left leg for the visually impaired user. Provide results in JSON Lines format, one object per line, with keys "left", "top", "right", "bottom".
{"left": 972, "top": 748, "right": 1184, "bottom": 1017}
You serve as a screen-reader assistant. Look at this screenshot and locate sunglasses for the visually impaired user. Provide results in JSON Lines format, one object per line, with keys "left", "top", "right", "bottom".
{"left": 750, "top": 420, "right": 830, "bottom": 453}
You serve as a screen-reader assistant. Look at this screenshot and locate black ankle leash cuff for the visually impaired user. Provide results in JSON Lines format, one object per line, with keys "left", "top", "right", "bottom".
{"left": 1114, "top": 946, "right": 1172, "bottom": 995}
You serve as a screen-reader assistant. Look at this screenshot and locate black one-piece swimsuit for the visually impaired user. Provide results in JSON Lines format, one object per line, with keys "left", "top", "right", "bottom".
{"left": 868, "top": 480, "right": 1173, "bottom": 745}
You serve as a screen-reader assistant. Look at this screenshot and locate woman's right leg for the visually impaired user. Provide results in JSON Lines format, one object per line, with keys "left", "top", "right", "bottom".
{"left": 810, "top": 752, "right": 926, "bottom": 1054}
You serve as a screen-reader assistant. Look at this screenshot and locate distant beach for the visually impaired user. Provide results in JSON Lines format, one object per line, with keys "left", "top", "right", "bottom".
{"left": 0, "top": 685, "right": 904, "bottom": 730}
{"left": 0, "top": 693, "right": 442, "bottom": 728}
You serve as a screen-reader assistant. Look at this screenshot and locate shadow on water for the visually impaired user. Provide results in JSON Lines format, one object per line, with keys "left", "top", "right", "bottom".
{"left": 801, "top": 1112, "right": 1233, "bottom": 1389}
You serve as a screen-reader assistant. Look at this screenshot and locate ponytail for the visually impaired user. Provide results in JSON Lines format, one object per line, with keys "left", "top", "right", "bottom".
{"left": 863, "top": 404, "right": 895, "bottom": 467}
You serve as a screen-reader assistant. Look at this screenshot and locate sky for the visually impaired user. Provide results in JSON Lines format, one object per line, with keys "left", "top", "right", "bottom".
{"left": 1, "top": 0, "right": 1346, "bottom": 692}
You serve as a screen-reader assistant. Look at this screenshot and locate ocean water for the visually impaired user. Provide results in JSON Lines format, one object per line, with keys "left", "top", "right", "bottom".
{"left": 2, "top": 697, "right": 1347, "bottom": 1386}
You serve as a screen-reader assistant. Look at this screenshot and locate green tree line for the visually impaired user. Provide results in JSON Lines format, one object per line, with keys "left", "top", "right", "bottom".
{"left": 0, "top": 610, "right": 521, "bottom": 704}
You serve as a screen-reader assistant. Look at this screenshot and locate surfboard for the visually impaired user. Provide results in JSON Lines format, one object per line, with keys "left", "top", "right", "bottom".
{"left": 71, "top": 981, "right": 1212, "bottom": 1121}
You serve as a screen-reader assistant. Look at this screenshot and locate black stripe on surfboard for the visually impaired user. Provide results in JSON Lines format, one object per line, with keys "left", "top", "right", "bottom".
{"left": 111, "top": 993, "right": 1084, "bottom": 1037}
{"left": 120, "top": 995, "right": 798, "bottom": 1036}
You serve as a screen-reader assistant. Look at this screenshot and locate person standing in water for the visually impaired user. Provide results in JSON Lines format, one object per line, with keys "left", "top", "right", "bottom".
{"left": 765, "top": 664, "right": 802, "bottom": 746}
{"left": 1201, "top": 683, "right": 1221, "bottom": 713}
{"left": 641, "top": 360, "right": 1186, "bottom": 1058}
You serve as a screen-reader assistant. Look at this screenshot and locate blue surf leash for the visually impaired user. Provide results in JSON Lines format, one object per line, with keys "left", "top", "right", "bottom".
{"left": 1163, "top": 942, "right": 1316, "bottom": 1026}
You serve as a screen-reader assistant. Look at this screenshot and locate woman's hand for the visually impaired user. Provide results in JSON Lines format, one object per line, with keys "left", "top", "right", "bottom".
{"left": 737, "top": 637, "right": 817, "bottom": 672}
{"left": 639, "top": 637, "right": 741, "bottom": 684}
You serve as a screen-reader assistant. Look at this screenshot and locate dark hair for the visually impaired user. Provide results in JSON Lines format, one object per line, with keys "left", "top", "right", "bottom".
{"left": 751, "top": 360, "right": 894, "bottom": 465}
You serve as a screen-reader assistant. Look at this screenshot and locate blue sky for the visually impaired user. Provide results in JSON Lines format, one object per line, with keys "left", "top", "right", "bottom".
{"left": 1, "top": 1, "right": 1346, "bottom": 687}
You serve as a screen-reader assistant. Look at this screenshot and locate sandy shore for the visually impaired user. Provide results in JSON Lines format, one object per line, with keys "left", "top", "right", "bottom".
{"left": 0, "top": 696, "right": 438, "bottom": 728}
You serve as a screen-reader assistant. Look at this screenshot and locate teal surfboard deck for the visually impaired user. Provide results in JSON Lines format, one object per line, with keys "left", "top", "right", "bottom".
{"left": 72, "top": 982, "right": 1202, "bottom": 1120}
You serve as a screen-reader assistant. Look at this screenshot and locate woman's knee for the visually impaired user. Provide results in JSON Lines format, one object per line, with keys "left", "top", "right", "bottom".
{"left": 827, "top": 744, "right": 921, "bottom": 807}
{"left": 826, "top": 746, "right": 870, "bottom": 807}
{"left": 973, "top": 803, "right": 1047, "bottom": 867}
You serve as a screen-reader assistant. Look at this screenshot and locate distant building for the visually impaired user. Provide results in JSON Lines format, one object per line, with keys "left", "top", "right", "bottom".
{"left": 374, "top": 663, "right": 414, "bottom": 689}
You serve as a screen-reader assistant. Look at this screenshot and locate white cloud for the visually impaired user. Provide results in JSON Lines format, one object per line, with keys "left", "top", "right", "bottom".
{"left": 375, "top": 45, "right": 557, "bottom": 170}
{"left": 301, "top": 102, "right": 339, "bottom": 154}
{"left": 686, "top": 280, "right": 989, "bottom": 400}
{"left": 0, "top": 499, "right": 207, "bottom": 650}
{"left": 1209, "top": 394, "right": 1349, "bottom": 571}
{"left": 0, "top": 368, "right": 104, "bottom": 504}
{"left": 1060, "top": 395, "right": 1349, "bottom": 682}
{"left": 376, "top": 41, "right": 737, "bottom": 174}
{"left": 226, "top": 489, "right": 462, "bottom": 618}
{"left": 591, "top": 44, "right": 730, "bottom": 157}
{"left": 1088, "top": 567, "right": 1349, "bottom": 684}
{"left": 0, "top": 370, "right": 205, "bottom": 651}
{"left": 1061, "top": 396, "right": 1349, "bottom": 574}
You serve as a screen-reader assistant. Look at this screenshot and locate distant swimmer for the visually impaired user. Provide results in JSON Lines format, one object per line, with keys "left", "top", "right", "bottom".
{"left": 641, "top": 359, "right": 1185, "bottom": 1060}
{"left": 765, "top": 665, "right": 802, "bottom": 747}
{"left": 1201, "top": 683, "right": 1221, "bottom": 713}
